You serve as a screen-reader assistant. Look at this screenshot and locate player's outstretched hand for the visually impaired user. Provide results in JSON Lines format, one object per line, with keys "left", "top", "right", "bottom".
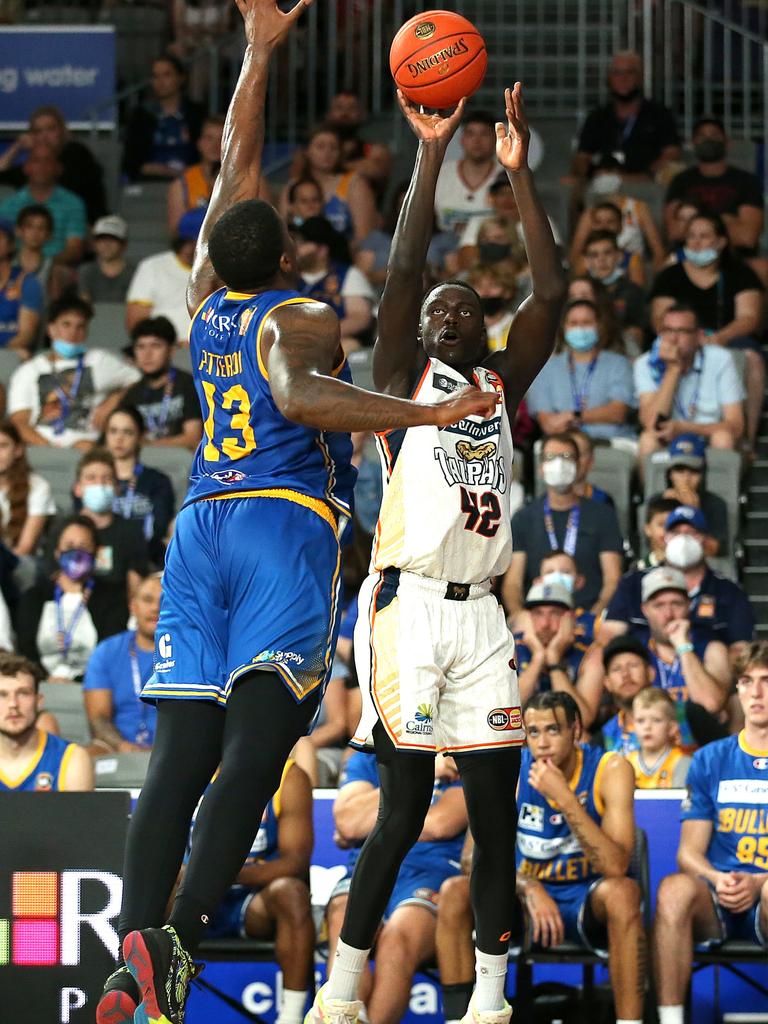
{"left": 496, "top": 83, "right": 530, "bottom": 173}
{"left": 429, "top": 388, "right": 500, "bottom": 428}
{"left": 396, "top": 90, "right": 466, "bottom": 150}
{"left": 236, "top": 0, "right": 311, "bottom": 50}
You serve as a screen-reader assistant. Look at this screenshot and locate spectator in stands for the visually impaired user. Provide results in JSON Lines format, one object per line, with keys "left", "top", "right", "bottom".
{"left": 437, "top": 690, "right": 643, "bottom": 1024}
{"left": 71, "top": 448, "right": 150, "bottom": 635}
{"left": 628, "top": 687, "right": 691, "bottom": 788}
{"left": 653, "top": 640, "right": 768, "bottom": 1019}
{"left": 569, "top": 429, "right": 614, "bottom": 505}
{"left": 78, "top": 215, "right": 135, "bottom": 304}
{"left": 82, "top": 571, "right": 160, "bottom": 752}
{"left": 286, "top": 177, "right": 325, "bottom": 230}
{"left": 294, "top": 216, "right": 375, "bottom": 351}
{"left": 122, "top": 54, "right": 205, "bottom": 182}
{"left": 13, "top": 205, "right": 69, "bottom": 302}
{"left": 595, "top": 634, "right": 655, "bottom": 753}
{"left": 580, "top": 229, "right": 648, "bottom": 350}
{"left": 648, "top": 435, "right": 729, "bottom": 556}
{"left": 503, "top": 433, "right": 624, "bottom": 617}
{"left": 0, "top": 420, "right": 55, "bottom": 557}
{"left": 122, "top": 316, "right": 201, "bottom": 450}
{"left": 571, "top": 50, "right": 681, "bottom": 181}
{"left": 330, "top": 750, "right": 467, "bottom": 1024}
{"left": 570, "top": 202, "right": 646, "bottom": 286}
{"left": 0, "top": 105, "right": 107, "bottom": 224}
{"left": 0, "top": 651, "right": 93, "bottom": 791}
{"left": 167, "top": 115, "right": 230, "bottom": 233}
{"left": 170, "top": 1, "right": 232, "bottom": 100}
{"left": 635, "top": 304, "right": 745, "bottom": 458}
{"left": 8, "top": 295, "right": 140, "bottom": 450}
{"left": 664, "top": 117, "right": 764, "bottom": 257}
{"left": 633, "top": 495, "right": 679, "bottom": 570}
{"left": 0, "top": 144, "right": 86, "bottom": 265}
{"left": 513, "top": 580, "right": 591, "bottom": 721}
{"left": 567, "top": 274, "right": 623, "bottom": 351}
{"left": 126, "top": 208, "right": 203, "bottom": 342}
{"left": 103, "top": 406, "right": 175, "bottom": 563}
{"left": 434, "top": 111, "right": 499, "bottom": 234}
{"left": 466, "top": 260, "right": 525, "bottom": 353}
{"left": 280, "top": 125, "right": 377, "bottom": 246}
{"left": 324, "top": 90, "right": 394, "bottom": 202}
{"left": 535, "top": 548, "right": 596, "bottom": 641}
{"left": 16, "top": 515, "right": 102, "bottom": 680}
{"left": 650, "top": 214, "right": 764, "bottom": 448}
{"left": 524, "top": 299, "right": 636, "bottom": 442}
{"left": 0, "top": 217, "right": 42, "bottom": 353}
{"left": 188, "top": 759, "right": 315, "bottom": 1024}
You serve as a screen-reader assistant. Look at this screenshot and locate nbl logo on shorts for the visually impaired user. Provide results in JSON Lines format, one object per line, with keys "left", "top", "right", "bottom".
{"left": 487, "top": 707, "right": 522, "bottom": 731}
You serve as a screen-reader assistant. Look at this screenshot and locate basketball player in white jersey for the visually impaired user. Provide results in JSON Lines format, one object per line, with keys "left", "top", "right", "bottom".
{"left": 307, "top": 86, "right": 565, "bottom": 1024}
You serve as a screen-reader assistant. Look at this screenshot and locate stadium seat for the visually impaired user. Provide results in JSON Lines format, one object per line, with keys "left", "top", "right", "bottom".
{"left": 26, "top": 446, "right": 81, "bottom": 513}
{"left": 172, "top": 345, "right": 193, "bottom": 372}
{"left": 93, "top": 751, "right": 151, "bottom": 789}
{"left": 0, "top": 348, "right": 22, "bottom": 386}
{"left": 346, "top": 347, "right": 376, "bottom": 392}
{"left": 39, "top": 681, "right": 91, "bottom": 747}
{"left": 690, "top": 941, "right": 768, "bottom": 1021}
{"left": 90, "top": 303, "right": 131, "bottom": 352}
{"left": 533, "top": 443, "right": 634, "bottom": 537}
{"left": 140, "top": 446, "right": 193, "bottom": 505}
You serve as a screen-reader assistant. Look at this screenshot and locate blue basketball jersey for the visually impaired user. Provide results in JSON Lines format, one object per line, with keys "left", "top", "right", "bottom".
{"left": 0, "top": 731, "right": 75, "bottom": 791}
{"left": 186, "top": 287, "right": 355, "bottom": 514}
{"left": 516, "top": 744, "right": 612, "bottom": 889}
{"left": 681, "top": 731, "right": 768, "bottom": 874}
{"left": 601, "top": 711, "right": 639, "bottom": 754}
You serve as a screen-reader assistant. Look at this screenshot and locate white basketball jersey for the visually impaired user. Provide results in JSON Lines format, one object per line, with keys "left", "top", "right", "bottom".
{"left": 371, "top": 357, "right": 514, "bottom": 583}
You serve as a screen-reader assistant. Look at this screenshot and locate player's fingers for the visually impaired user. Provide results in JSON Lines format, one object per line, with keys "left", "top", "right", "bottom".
{"left": 495, "top": 122, "right": 507, "bottom": 141}
{"left": 286, "top": 0, "right": 311, "bottom": 21}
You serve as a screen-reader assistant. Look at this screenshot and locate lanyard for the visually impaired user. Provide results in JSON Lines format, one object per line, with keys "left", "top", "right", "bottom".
{"left": 567, "top": 352, "right": 598, "bottom": 413}
{"left": 655, "top": 652, "right": 681, "bottom": 692}
{"left": 54, "top": 581, "right": 93, "bottom": 658}
{"left": 673, "top": 351, "right": 703, "bottom": 421}
{"left": 129, "top": 633, "right": 152, "bottom": 746}
{"left": 617, "top": 112, "right": 638, "bottom": 146}
{"left": 543, "top": 498, "right": 580, "bottom": 556}
{"left": 144, "top": 369, "right": 176, "bottom": 435}
{"left": 53, "top": 356, "right": 84, "bottom": 436}
{"left": 119, "top": 464, "right": 143, "bottom": 519}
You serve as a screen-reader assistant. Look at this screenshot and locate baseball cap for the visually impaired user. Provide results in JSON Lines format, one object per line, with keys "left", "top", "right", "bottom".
{"left": 668, "top": 433, "right": 706, "bottom": 470}
{"left": 177, "top": 207, "right": 206, "bottom": 242}
{"left": 93, "top": 214, "right": 128, "bottom": 241}
{"left": 602, "top": 634, "right": 652, "bottom": 672}
{"left": 665, "top": 505, "right": 708, "bottom": 533}
{"left": 524, "top": 581, "right": 574, "bottom": 610}
{"left": 641, "top": 565, "right": 688, "bottom": 603}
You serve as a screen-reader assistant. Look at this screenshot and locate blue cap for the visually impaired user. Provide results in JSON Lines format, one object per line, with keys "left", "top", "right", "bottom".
{"left": 665, "top": 504, "right": 708, "bottom": 533}
{"left": 668, "top": 433, "right": 706, "bottom": 469}
{"left": 177, "top": 207, "right": 206, "bottom": 242}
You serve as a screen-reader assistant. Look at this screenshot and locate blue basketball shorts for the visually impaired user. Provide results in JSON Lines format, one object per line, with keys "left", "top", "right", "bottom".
{"left": 141, "top": 492, "right": 343, "bottom": 707}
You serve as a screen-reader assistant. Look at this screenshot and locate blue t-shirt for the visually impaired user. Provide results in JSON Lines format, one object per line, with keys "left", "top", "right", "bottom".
{"left": 0, "top": 266, "right": 43, "bottom": 347}
{"left": 634, "top": 344, "right": 745, "bottom": 423}
{"left": 525, "top": 350, "right": 636, "bottom": 440}
{"left": 512, "top": 634, "right": 589, "bottom": 694}
{"left": 83, "top": 630, "right": 156, "bottom": 744}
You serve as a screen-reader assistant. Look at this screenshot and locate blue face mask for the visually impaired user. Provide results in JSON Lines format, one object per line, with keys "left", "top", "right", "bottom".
{"left": 82, "top": 483, "right": 115, "bottom": 515}
{"left": 683, "top": 246, "right": 719, "bottom": 268}
{"left": 564, "top": 326, "right": 599, "bottom": 352}
{"left": 52, "top": 338, "right": 86, "bottom": 360}
{"left": 593, "top": 266, "right": 623, "bottom": 285}
{"left": 58, "top": 548, "right": 95, "bottom": 581}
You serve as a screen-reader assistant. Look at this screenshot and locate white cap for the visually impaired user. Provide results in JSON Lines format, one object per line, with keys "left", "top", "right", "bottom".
{"left": 93, "top": 214, "right": 128, "bottom": 240}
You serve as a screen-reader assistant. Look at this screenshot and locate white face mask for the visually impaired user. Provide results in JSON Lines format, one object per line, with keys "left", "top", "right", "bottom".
{"left": 590, "top": 172, "right": 622, "bottom": 196}
{"left": 542, "top": 458, "right": 577, "bottom": 491}
{"left": 665, "top": 534, "right": 704, "bottom": 570}
{"left": 541, "top": 570, "right": 575, "bottom": 593}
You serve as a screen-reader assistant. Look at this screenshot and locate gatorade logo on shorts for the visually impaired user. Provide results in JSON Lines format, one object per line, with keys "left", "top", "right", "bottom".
{"left": 487, "top": 707, "right": 522, "bottom": 731}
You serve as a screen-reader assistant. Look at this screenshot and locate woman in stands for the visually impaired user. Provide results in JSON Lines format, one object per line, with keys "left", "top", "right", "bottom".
{"left": 102, "top": 406, "right": 175, "bottom": 566}
{"left": 0, "top": 419, "right": 55, "bottom": 557}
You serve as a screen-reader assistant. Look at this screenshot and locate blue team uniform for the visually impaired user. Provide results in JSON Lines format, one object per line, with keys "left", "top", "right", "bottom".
{"left": 516, "top": 744, "right": 614, "bottom": 952}
{"left": 0, "top": 731, "right": 76, "bottom": 791}
{"left": 681, "top": 732, "right": 768, "bottom": 946}
{"left": 142, "top": 287, "right": 355, "bottom": 708}
{"left": 600, "top": 711, "right": 639, "bottom": 754}
{"left": 331, "top": 751, "right": 465, "bottom": 918}
{"left": 513, "top": 634, "right": 589, "bottom": 695}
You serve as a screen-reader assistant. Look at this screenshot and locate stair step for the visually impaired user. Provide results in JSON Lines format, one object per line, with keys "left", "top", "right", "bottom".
{"left": 744, "top": 539, "right": 768, "bottom": 565}
{"left": 749, "top": 461, "right": 768, "bottom": 486}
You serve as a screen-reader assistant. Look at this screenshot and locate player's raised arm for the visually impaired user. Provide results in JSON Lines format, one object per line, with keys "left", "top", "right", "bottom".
{"left": 265, "top": 300, "right": 499, "bottom": 432}
{"left": 373, "top": 92, "right": 465, "bottom": 397}
{"left": 186, "top": 0, "right": 309, "bottom": 314}
{"left": 485, "top": 84, "right": 567, "bottom": 407}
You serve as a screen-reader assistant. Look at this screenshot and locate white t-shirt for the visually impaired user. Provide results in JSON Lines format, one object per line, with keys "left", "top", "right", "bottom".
{"left": 37, "top": 591, "right": 98, "bottom": 680}
{"left": 459, "top": 212, "right": 562, "bottom": 248}
{"left": 301, "top": 264, "right": 376, "bottom": 304}
{"left": 434, "top": 160, "right": 498, "bottom": 234}
{"left": 0, "top": 473, "right": 56, "bottom": 528}
{"left": 8, "top": 349, "right": 141, "bottom": 447}
{"left": 127, "top": 250, "right": 193, "bottom": 341}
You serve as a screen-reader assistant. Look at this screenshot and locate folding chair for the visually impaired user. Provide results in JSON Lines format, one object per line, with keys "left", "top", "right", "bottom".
{"left": 39, "top": 681, "right": 91, "bottom": 746}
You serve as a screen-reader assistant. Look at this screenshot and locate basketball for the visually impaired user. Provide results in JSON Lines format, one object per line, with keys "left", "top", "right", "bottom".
{"left": 389, "top": 10, "right": 487, "bottom": 109}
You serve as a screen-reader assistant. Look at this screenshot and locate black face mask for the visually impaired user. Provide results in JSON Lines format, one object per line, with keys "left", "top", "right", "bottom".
{"left": 693, "top": 139, "right": 726, "bottom": 163}
{"left": 611, "top": 86, "right": 641, "bottom": 102}
{"left": 481, "top": 296, "right": 508, "bottom": 317}
{"left": 145, "top": 366, "right": 169, "bottom": 382}
{"left": 478, "top": 241, "right": 511, "bottom": 264}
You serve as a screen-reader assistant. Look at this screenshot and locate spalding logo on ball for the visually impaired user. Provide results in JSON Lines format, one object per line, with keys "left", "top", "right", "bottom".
{"left": 390, "top": 9, "right": 488, "bottom": 109}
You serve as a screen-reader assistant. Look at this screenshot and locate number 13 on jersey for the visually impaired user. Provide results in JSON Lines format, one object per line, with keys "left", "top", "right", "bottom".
{"left": 201, "top": 381, "right": 257, "bottom": 462}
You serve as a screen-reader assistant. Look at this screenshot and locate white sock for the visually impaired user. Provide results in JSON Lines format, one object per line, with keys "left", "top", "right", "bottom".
{"left": 473, "top": 950, "right": 508, "bottom": 1012}
{"left": 276, "top": 989, "right": 309, "bottom": 1024}
{"left": 326, "top": 938, "right": 370, "bottom": 1002}
{"left": 658, "top": 1007, "right": 685, "bottom": 1024}
{"left": 616, "top": 1019, "right": 643, "bottom": 1024}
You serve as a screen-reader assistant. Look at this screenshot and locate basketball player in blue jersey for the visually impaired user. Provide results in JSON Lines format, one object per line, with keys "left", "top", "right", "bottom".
{"left": 0, "top": 653, "right": 93, "bottom": 792}
{"left": 98, "top": 3, "right": 498, "bottom": 1023}
{"left": 653, "top": 641, "right": 768, "bottom": 1024}
{"left": 309, "top": 86, "right": 566, "bottom": 1024}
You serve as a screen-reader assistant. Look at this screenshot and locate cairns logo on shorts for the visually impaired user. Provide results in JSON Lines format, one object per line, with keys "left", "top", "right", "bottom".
{"left": 406, "top": 703, "right": 434, "bottom": 736}
{"left": 487, "top": 706, "right": 522, "bottom": 731}
{"left": 253, "top": 649, "right": 305, "bottom": 667}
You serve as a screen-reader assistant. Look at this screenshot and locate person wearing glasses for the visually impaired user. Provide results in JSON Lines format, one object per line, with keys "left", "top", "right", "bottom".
{"left": 503, "top": 433, "right": 623, "bottom": 621}
{"left": 652, "top": 641, "right": 768, "bottom": 1024}
{"left": 634, "top": 303, "right": 745, "bottom": 462}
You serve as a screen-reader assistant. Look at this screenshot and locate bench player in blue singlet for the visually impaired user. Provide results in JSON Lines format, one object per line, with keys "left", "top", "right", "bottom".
{"left": 653, "top": 641, "right": 768, "bottom": 1024}
{"left": 96, "top": 3, "right": 498, "bottom": 1024}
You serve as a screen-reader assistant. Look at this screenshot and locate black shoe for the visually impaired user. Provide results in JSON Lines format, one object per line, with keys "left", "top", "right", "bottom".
{"left": 96, "top": 965, "right": 140, "bottom": 1024}
{"left": 123, "top": 925, "right": 195, "bottom": 1024}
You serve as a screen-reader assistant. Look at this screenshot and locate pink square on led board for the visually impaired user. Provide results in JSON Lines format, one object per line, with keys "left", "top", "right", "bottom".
{"left": 12, "top": 919, "right": 58, "bottom": 965}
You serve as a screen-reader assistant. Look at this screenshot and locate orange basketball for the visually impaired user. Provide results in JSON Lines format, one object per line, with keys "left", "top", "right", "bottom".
{"left": 390, "top": 10, "right": 487, "bottom": 109}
